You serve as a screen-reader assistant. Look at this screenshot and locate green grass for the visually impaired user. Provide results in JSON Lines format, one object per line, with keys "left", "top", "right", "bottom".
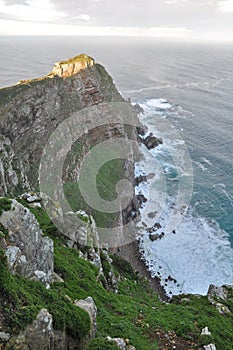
{"left": 59, "top": 54, "right": 94, "bottom": 65}
{"left": 1, "top": 200, "right": 233, "bottom": 349}
{"left": 64, "top": 158, "right": 125, "bottom": 228}
{"left": 0, "top": 247, "right": 90, "bottom": 339}
{"left": 86, "top": 338, "right": 120, "bottom": 349}
{"left": 0, "top": 197, "right": 12, "bottom": 216}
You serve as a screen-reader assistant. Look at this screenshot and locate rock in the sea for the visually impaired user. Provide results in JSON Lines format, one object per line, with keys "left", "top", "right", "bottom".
{"left": 75, "top": 297, "right": 97, "bottom": 339}
{"left": 142, "top": 133, "right": 163, "bottom": 150}
{"left": 149, "top": 232, "right": 165, "bottom": 241}
{"left": 0, "top": 199, "right": 54, "bottom": 287}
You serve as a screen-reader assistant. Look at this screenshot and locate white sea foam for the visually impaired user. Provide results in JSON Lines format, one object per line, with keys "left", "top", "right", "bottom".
{"left": 201, "top": 157, "right": 212, "bottom": 166}
{"left": 135, "top": 98, "right": 233, "bottom": 297}
{"left": 193, "top": 160, "right": 208, "bottom": 172}
{"left": 139, "top": 206, "right": 233, "bottom": 296}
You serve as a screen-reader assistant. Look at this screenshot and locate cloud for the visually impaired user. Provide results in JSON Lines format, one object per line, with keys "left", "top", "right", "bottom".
{"left": 0, "top": 0, "right": 68, "bottom": 22}
{"left": 218, "top": 0, "right": 233, "bottom": 12}
{"left": 0, "top": 19, "right": 190, "bottom": 38}
{"left": 73, "top": 14, "right": 90, "bottom": 21}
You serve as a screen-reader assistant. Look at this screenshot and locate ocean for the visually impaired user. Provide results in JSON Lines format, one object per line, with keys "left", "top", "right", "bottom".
{"left": 0, "top": 36, "right": 232, "bottom": 295}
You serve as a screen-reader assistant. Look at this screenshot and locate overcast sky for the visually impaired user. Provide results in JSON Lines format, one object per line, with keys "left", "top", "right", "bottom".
{"left": 0, "top": 0, "right": 233, "bottom": 40}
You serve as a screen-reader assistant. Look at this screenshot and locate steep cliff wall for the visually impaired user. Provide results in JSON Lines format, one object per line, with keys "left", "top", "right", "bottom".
{"left": 0, "top": 54, "right": 127, "bottom": 196}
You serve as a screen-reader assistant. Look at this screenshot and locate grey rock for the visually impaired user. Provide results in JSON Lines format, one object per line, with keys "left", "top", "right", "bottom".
{"left": 0, "top": 331, "right": 10, "bottom": 342}
{"left": 75, "top": 297, "right": 97, "bottom": 339}
{"left": 4, "top": 309, "right": 53, "bottom": 350}
{"left": 142, "top": 133, "right": 163, "bottom": 150}
{"left": 4, "top": 308, "right": 91, "bottom": 350}
{"left": 208, "top": 285, "right": 228, "bottom": 300}
{"left": 26, "top": 195, "right": 41, "bottom": 203}
{"left": 207, "top": 284, "right": 232, "bottom": 314}
{"left": 201, "top": 327, "right": 211, "bottom": 336}
{"left": 106, "top": 336, "right": 136, "bottom": 350}
{"left": 0, "top": 199, "right": 54, "bottom": 287}
{"left": 203, "top": 344, "right": 217, "bottom": 350}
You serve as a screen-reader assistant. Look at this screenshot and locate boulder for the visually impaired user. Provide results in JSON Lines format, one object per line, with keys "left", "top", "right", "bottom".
{"left": 106, "top": 336, "right": 136, "bottom": 350}
{"left": 4, "top": 307, "right": 94, "bottom": 350}
{"left": 0, "top": 199, "right": 54, "bottom": 287}
{"left": 0, "top": 332, "right": 10, "bottom": 343}
{"left": 75, "top": 297, "right": 97, "bottom": 339}
{"left": 203, "top": 344, "right": 216, "bottom": 350}
{"left": 201, "top": 327, "right": 211, "bottom": 336}
{"left": 142, "top": 133, "right": 163, "bottom": 150}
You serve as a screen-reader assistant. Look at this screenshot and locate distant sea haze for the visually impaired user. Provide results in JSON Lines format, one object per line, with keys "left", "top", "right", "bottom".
{"left": 1, "top": 36, "right": 232, "bottom": 295}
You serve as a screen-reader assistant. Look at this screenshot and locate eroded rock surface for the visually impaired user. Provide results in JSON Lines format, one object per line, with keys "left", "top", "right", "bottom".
{"left": 75, "top": 297, "right": 97, "bottom": 339}
{"left": 207, "top": 284, "right": 232, "bottom": 314}
{"left": 0, "top": 199, "right": 53, "bottom": 287}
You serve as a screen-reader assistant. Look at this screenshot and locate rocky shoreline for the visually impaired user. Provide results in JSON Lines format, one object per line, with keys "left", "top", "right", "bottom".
{"left": 116, "top": 240, "right": 168, "bottom": 302}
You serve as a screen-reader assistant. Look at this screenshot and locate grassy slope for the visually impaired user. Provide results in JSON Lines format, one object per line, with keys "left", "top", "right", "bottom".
{"left": 64, "top": 158, "right": 124, "bottom": 228}
{"left": 0, "top": 203, "right": 232, "bottom": 349}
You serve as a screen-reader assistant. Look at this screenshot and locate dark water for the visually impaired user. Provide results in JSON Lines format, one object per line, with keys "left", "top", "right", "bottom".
{"left": 0, "top": 36, "right": 232, "bottom": 291}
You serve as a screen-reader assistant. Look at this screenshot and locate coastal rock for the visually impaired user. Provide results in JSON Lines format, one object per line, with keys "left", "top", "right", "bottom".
{"left": 0, "top": 55, "right": 125, "bottom": 196}
{"left": 142, "top": 133, "right": 163, "bottom": 150}
{"left": 0, "top": 199, "right": 53, "bottom": 287}
{"left": 149, "top": 232, "right": 165, "bottom": 241}
{"left": 75, "top": 297, "right": 97, "bottom": 339}
{"left": 207, "top": 284, "right": 232, "bottom": 314}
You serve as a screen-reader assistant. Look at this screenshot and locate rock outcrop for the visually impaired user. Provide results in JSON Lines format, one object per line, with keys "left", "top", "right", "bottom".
{"left": 0, "top": 54, "right": 124, "bottom": 195}
{"left": 207, "top": 284, "right": 232, "bottom": 314}
{"left": 141, "top": 132, "right": 163, "bottom": 150}
{"left": 105, "top": 336, "right": 136, "bottom": 350}
{"left": 75, "top": 297, "right": 97, "bottom": 339}
{"left": 4, "top": 305, "right": 95, "bottom": 350}
{"left": 0, "top": 199, "right": 53, "bottom": 287}
{"left": 52, "top": 54, "right": 95, "bottom": 78}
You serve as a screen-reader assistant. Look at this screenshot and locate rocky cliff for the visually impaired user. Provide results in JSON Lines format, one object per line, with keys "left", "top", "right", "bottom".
{"left": 0, "top": 54, "right": 232, "bottom": 350}
{"left": 0, "top": 53, "right": 128, "bottom": 195}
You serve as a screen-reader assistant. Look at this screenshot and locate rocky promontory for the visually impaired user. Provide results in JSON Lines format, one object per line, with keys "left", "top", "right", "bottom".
{"left": 0, "top": 54, "right": 232, "bottom": 350}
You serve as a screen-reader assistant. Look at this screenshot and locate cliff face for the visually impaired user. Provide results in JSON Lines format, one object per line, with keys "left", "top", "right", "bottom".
{"left": 0, "top": 54, "right": 126, "bottom": 196}
{"left": 52, "top": 54, "right": 95, "bottom": 78}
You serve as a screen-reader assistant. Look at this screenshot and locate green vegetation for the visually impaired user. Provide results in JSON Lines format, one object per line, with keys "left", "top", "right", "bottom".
{"left": 86, "top": 338, "right": 119, "bottom": 349}
{"left": 64, "top": 158, "right": 125, "bottom": 228}
{"left": 0, "top": 252, "right": 90, "bottom": 339}
{"left": 59, "top": 54, "right": 94, "bottom": 65}
{"left": 1, "top": 202, "right": 233, "bottom": 349}
{"left": 0, "top": 197, "right": 12, "bottom": 216}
